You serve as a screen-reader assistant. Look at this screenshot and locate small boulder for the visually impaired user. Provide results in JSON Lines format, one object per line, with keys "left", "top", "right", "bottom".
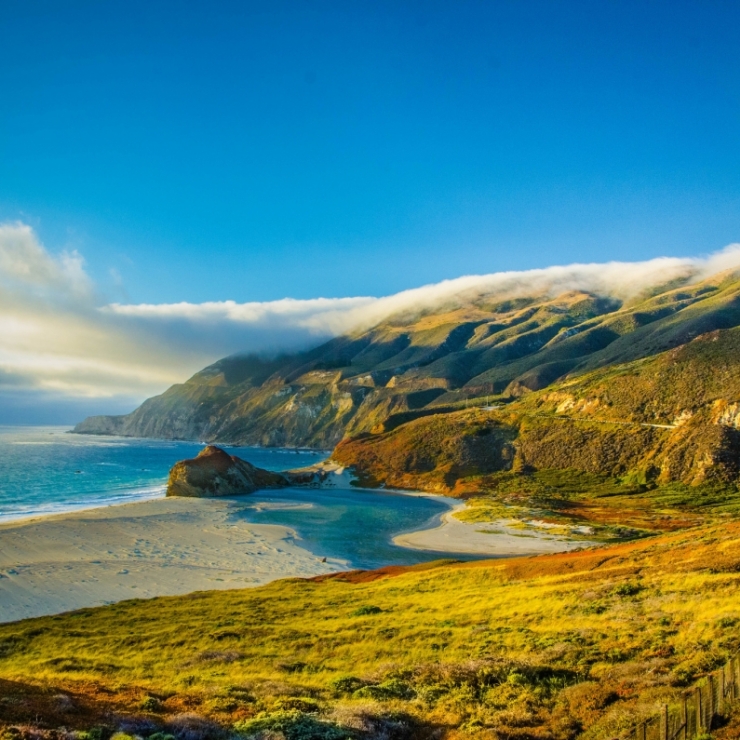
{"left": 166, "top": 445, "right": 289, "bottom": 497}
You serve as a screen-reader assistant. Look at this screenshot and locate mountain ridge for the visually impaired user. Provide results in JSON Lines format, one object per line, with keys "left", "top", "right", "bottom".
{"left": 75, "top": 270, "right": 740, "bottom": 455}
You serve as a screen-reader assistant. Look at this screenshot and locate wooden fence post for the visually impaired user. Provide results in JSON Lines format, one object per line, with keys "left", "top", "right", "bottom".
{"left": 696, "top": 686, "right": 703, "bottom": 732}
{"left": 661, "top": 703, "right": 669, "bottom": 740}
{"left": 624, "top": 653, "right": 740, "bottom": 740}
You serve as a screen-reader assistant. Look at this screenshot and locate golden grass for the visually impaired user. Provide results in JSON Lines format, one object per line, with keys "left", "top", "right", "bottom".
{"left": 1, "top": 523, "right": 740, "bottom": 739}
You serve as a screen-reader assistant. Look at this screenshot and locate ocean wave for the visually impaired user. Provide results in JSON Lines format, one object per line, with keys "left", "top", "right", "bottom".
{"left": 0, "top": 484, "right": 167, "bottom": 524}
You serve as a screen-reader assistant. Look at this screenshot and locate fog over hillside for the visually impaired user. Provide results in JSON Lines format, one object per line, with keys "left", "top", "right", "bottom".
{"left": 2, "top": 220, "right": 740, "bottom": 422}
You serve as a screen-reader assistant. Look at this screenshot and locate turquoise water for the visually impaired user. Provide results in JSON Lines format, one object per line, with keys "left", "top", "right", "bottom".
{"left": 0, "top": 426, "right": 459, "bottom": 567}
{"left": 236, "top": 487, "right": 452, "bottom": 569}
{"left": 0, "top": 426, "right": 327, "bottom": 522}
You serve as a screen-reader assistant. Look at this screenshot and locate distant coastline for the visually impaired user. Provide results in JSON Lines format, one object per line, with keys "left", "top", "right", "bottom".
{"left": 0, "top": 428, "right": 596, "bottom": 624}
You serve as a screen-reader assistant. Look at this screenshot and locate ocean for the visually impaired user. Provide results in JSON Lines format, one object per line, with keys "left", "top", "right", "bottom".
{"left": 0, "top": 426, "right": 327, "bottom": 523}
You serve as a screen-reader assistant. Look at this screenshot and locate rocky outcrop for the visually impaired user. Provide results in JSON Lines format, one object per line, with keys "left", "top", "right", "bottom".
{"left": 166, "top": 445, "right": 290, "bottom": 497}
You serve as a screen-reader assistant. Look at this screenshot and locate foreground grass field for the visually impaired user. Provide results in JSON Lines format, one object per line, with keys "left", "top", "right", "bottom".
{"left": 1, "top": 521, "right": 740, "bottom": 740}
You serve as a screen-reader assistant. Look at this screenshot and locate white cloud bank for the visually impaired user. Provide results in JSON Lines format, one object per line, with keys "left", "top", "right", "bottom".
{"left": 1, "top": 221, "right": 740, "bottom": 421}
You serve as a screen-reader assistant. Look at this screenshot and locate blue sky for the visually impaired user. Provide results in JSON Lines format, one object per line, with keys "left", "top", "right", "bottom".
{"left": 2, "top": 0, "right": 740, "bottom": 422}
{"left": 2, "top": 0, "right": 739, "bottom": 304}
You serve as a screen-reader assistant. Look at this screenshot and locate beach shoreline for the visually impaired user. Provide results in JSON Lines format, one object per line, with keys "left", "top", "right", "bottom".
{"left": 393, "top": 503, "right": 599, "bottom": 555}
{"left": 0, "top": 460, "right": 595, "bottom": 624}
{"left": 0, "top": 495, "right": 345, "bottom": 624}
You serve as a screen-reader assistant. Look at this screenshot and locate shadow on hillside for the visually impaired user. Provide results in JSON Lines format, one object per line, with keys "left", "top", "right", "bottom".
{"left": 0, "top": 677, "right": 118, "bottom": 729}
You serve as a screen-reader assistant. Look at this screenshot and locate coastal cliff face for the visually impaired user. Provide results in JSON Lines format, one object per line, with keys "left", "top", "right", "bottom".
{"left": 77, "top": 272, "right": 740, "bottom": 493}
{"left": 166, "top": 445, "right": 289, "bottom": 497}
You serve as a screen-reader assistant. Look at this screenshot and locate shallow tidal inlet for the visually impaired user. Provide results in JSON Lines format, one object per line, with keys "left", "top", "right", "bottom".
{"left": 237, "top": 487, "right": 452, "bottom": 570}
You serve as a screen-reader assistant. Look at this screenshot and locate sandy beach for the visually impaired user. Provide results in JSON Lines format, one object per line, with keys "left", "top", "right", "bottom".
{"left": 394, "top": 503, "right": 600, "bottom": 555}
{"left": 0, "top": 461, "right": 597, "bottom": 624}
{"left": 0, "top": 496, "right": 345, "bottom": 623}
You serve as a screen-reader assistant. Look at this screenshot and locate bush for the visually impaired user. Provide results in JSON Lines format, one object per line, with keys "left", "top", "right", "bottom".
{"left": 89, "top": 729, "right": 108, "bottom": 740}
{"left": 415, "top": 684, "right": 448, "bottom": 705}
{"left": 272, "top": 698, "right": 321, "bottom": 713}
{"left": 613, "top": 582, "right": 643, "bottom": 597}
{"left": 234, "top": 710, "right": 351, "bottom": 740}
{"left": 166, "top": 714, "right": 225, "bottom": 740}
{"left": 328, "top": 676, "right": 365, "bottom": 695}
{"left": 140, "top": 696, "right": 163, "bottom": 712}
{"left": 352, "top": 679, "right": 415, "bottom": 701}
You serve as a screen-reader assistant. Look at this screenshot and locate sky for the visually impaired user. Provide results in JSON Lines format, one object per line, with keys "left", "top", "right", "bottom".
{"left": 1, "top": 0, "right": 740, "bottom": 423}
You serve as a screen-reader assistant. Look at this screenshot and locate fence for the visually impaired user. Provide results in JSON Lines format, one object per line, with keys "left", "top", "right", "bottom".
{"left": 625, "top": 654, "right": 740, "bottom": 740}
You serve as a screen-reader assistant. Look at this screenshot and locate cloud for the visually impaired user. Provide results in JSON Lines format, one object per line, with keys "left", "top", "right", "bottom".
{"left": 0, "top": 222, "right": 91, "bottom": 298}
{"left": 1, "top": 220, "right": 740, "bottom": 423}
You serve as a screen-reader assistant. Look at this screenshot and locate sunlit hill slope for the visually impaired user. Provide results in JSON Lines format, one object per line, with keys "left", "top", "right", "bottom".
{"left": 1, "top": 521, "right": 739, "bottom": 739}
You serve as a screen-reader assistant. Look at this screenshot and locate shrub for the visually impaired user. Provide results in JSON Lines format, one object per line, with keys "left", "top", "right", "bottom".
{"left": 140, "top": 696, "right": 163, "bottom": 712}
{"left": 352, "top": 679, "right": 415, "bottom": 701}
{"left": 76, "top": 729, "right": 108, "bottom": 740}
{"left": 613, "top": 582, "right": 643, "bottom": 597}
{"left": 204, "top": 697, "right": 239, "bottom": 713}
{"left": 328, "top": 708, "right": 418, "bottom": 740}
{"left": 506, "top": 671, "right": 528, "bottom": 686}
{"left": 328, "top": 676, "right": 365, "bottom": 695}
{"left": 234, "top": 710, "right": 351, "bottom": 740}
{"left": 166, "top": 714, "right": 225, "bottom": 740}
{"left": 415, "top": 684, "right": 448, "bottom": 705}
{"left": 272, "top": 698, "right": 321, "bottom": 713}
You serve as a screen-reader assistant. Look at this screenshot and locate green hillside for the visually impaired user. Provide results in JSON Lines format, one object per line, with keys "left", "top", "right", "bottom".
{"left": 74, "top": 272, "right": 740, "bottom": 452}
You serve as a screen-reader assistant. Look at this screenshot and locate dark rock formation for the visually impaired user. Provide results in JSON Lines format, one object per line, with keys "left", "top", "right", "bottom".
{"left": 166, "top": 445, "right": 289, "bottom": 497}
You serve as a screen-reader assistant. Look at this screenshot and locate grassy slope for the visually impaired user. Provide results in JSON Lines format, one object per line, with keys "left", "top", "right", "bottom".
{"left": 1, "top": 524, "right": 739, "bottom": 739}
{"left": 73, "top": 274, "right": 740, "bottom": 449}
